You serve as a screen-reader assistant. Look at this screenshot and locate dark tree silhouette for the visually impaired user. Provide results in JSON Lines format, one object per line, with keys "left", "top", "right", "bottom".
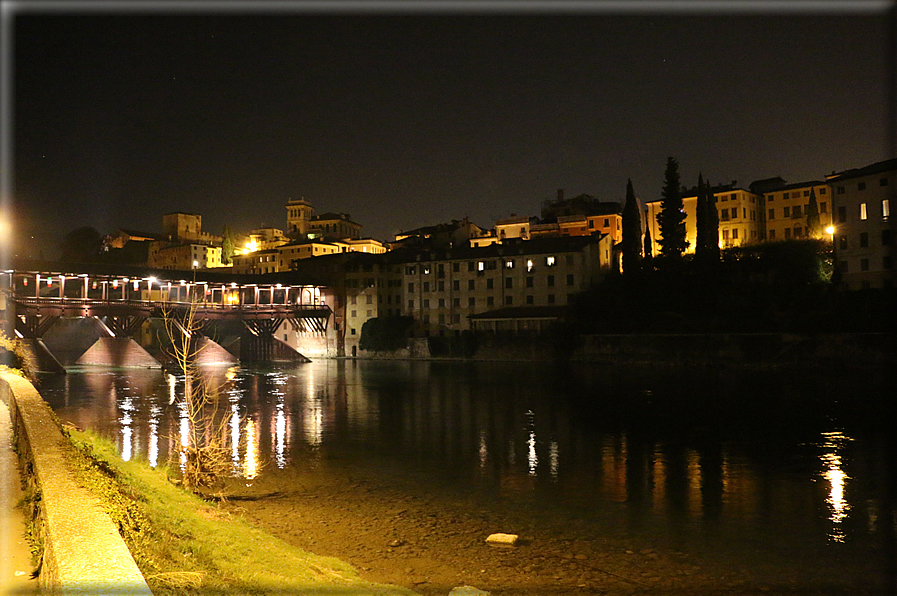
{"left": 59, "top": 226, "right": 105, "bottom": 262}
{"left": 657, "top": 157, "right": 687, "bottom": 258}
{"left": 695, "top": 174, "right": 720, "bottom": 264}
{"left": 621, "top": 178, "right": 642, "bottom": 273}
{"left": 806, "top": 187, "right": 822, "bottom": 239}
{"left": 222, "top": 225, "right": 237, "bottom": 265}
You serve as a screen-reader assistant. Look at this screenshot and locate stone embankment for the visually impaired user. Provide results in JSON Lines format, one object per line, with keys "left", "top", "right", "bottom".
{"left": 0, "top": 371, "right": 153, "bottom": 595}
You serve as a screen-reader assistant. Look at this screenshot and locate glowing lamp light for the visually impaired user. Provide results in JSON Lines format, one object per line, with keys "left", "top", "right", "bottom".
{"left": 112, "top": 280, "right": 118, "bottom": 289}
{"left": 825, "top": 225, "right": 835, "bottom": 235}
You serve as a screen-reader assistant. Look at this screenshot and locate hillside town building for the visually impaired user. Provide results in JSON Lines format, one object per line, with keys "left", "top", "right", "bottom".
{"left": 827, "top": 158, "right": 896, "bottom": 290}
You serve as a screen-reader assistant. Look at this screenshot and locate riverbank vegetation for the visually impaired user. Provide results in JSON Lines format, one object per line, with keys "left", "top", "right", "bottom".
{"left": 63, "top": 427, "right": 412, "bottom": 595}
{"left": 569, "top": 239, "right": 893, "bottom": 334}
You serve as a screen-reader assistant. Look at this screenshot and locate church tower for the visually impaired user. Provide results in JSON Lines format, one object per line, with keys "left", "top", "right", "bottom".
{"left": 286, "top": 198, "right": 313, "bottom": 238}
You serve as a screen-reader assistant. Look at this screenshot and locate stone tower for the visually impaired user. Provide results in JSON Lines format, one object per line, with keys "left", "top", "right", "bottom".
{"left": 286, "top": 198, "right": 313, "bottom": 238}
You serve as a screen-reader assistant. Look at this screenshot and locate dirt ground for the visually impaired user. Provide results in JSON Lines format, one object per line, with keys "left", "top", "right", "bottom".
{"left": 216, "top": 461, "right": 851, "bottom": 596}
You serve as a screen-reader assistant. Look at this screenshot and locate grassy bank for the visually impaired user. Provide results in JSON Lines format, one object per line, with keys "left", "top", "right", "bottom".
{"left": 62, "top": 428, "right": 414, "bottom": 595}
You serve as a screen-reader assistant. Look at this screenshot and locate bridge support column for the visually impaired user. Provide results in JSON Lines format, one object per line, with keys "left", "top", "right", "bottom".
{"left": 14, "top": 314, "right": 66, "bottom": 373}
{"left": 241, "top": 319, "right": 310, "bottom": 363}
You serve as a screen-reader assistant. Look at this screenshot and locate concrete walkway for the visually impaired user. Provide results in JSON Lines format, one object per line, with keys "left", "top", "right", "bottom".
{"left": 0, "top": 398, "right": 38, "bottom": 594}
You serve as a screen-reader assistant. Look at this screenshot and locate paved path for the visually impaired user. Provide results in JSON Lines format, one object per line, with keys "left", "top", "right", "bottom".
{"left": 0, "top": 398, "right": 38, "bottom": 594}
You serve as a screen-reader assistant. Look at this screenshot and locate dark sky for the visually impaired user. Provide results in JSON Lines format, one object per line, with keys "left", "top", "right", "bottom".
{"left": 6, "top": 1, "right": 895, "bottom": 259}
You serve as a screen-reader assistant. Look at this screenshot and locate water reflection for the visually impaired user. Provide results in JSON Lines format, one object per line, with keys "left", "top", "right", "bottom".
{"left": 37, "top": 361, "right": 886, "bottom": 567}
{"left": 819, "top": 430, "right": 853, "bottom": 543}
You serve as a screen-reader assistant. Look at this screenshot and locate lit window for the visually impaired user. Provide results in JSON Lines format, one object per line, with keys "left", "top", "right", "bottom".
{"left": 505, "top": 259, "right": 514, "bottom": 269}
{"left": 478, "top": 261, "right": 485, "bottom": 272}
{"left": 526, "top": 259, "right": 534, "bottom": 272}
{"left": 860, "top": 203, "right": 867, "bottom": 220}
{"left": 883, "top": 199, "right": 890, "bottom": 219}
{"left": 546, "top": 256, "right": 556, "bottom": 267}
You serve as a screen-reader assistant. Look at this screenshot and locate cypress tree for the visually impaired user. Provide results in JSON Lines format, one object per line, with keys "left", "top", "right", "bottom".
{"left": 222, "top": 225, "right": 236, "bottom": 265}
{"left": 622, "top": 178, "right": 642, "bottom": 273}
{"left": 657, "top": 157, "right": 687, "bottom": 258}
{"left": 806, "top": 187, "right": 822, "bottom": 239}
{"left": 695, "top": 173, "right": 709, "bottom": 259}
{"left": 707, "top": 182, "right": 720, "bottom": 259}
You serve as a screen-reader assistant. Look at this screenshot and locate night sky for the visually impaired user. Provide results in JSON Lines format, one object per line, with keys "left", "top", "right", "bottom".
{"left": 6, "top": 1, "right": 895, "bottom": 260}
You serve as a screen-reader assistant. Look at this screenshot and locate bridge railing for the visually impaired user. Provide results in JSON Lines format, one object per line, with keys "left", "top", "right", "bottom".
{"left": 11, "top": 296, "right": 331, "bottom": 315}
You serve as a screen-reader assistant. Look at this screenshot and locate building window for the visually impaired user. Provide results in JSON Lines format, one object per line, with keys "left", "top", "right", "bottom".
{"left": 468, "top": 297, "right": 475, "bottom": 307}
{"left": 546, "top": 256, "right": 556, "bottom": 267}
{"left": 525, "top": 277, "right": 534, "bottom": 288}
{"left": 793, "top": 227, "right": 802, "bottom": 238}
{"left": 453, "top": 298, "right": 460, "bottom": 307}
{"left": 882, "top": 229, "right": 893, "bottom": 245}
{"left": 423, "top": 299, "right": 430, "bottom": 308}
{"left": 566, "top": 254, "right": 574, "bottom": 265}
{"left": 860, "top": 203, "right": 867, "bottom": 220}
{"left": 477, "top": 261, "right": 485, "bottom": 272}
{"left": 723, "top": 229, "right": 729, "bottom": 240}
{"left": 803, "top": 190, "right": 810, "bottom": 197}
{"left": 820, "top": 202, "right": 827, "bottom": 213}
{"left": 366, "top": 310, "right": 372, "bottom": 317}
{"left": 505, "top": 259, "right": 515, "bottom": 269}
{"left": 468, "top": 279, "right": 475, "bottom": 290}
{"left": 858, "top": 182, "right": 866, "bottom": 191}
{"left": 504, "top": 296, "right": 513, "bottom": 306}
{"left": 884, "top": 256, "right": 893, "bottom": 270}
{"left": 861, "top": 258, "right": 869, "bottom": 272}
{"left": 486, "top": 279, "right": 494, "bottom": 290}
{"left": 860, "top": 232, "right": 868, "bottom": 248}
{"left": 423, "top": 281, "right": 430, "bottom": 292}
{"left": 351, "top": 310, "right": 357, "bottom": 317}
{"left": 768, "top": 208, "right": 775, "bottom": 220}
{"left": 526, "top": 259, "right": 534, "bottom": 272}
{"left": 883, "top": 199, "right": 890, "bottom": 220}
{"left": 487, "top": 296, "right": 494, "bottom": 307}
{"left": 453, "top": 262, "right": 460, "bottom": 272}
{"left": 881, "top": 177, "right": 889, "bottom": 187}
{"left": 769, "top": 229, "right": 776, "bottom": 240}
{"left": 819, "top": 187, "right": 826, "bottom": 195}
{"left": 548, "top": 294, "right": 555, "bottom": 304}
{"left": 366, "top": 294, "right": 373, "bottom": 304}
{"left": 526, "top": 295, "right": 534, "bottom": 305}
{"left": 453, "top": 314, "right": 461, "bottom": 324}
{"left": 838, "top": 206, "right": 847, "bottom": 223}
{"left": 408, "top": 299, "right": 414, "bottom": 309}
{"left": 721, "top": 208, "right": 729, "bottom": 219}
{"left": 733, "top": 228, "right": 739, "bottom": 239}
{"left": 784, "top": 228, "right": 791, "bottom": 239}
{"left": 407, "top": 282, "right": 414, "bottom": 292}
{"left": 438, "top": 314, "right": 445, "bottom": 324}
{"left": 839, "top": 235, "right": 848, "bottom": 250}
{"left": 547, "top": 275, "right": 555, "bottom": 287}
{"left": 505, "top": 278, "right": 513, "bottom": 289}
{"left": 783, "top": 206, "right": 790, "bottom": 218}
{"left": 350, "top": 328, "right": 356, "bottom": 335}
{"left": 792, "top": 205, "right": 801, "bottom": 218}
{"left": 468, "top": 261, "right": 475, "bottom": 272}
{"left": 438, "top": 298, "right": 445, "bottom": 308}
{"left": 836, "top": 186, "right": 845, "bottom": 194}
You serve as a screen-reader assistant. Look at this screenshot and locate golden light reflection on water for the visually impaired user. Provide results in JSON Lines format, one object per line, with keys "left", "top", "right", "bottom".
{"left": 148, "top": 404, "right": 160, "bottom": 468}
{"left": 243, "top": 418, "right": 259, "bottom": 480}
{"left": 819, "top": 431, "right": 853, "bottom": 543}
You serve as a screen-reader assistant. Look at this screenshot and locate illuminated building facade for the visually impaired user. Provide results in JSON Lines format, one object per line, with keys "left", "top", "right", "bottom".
{"left": 645, "top": 185, "right": 763, "bottom": 254}
{"left": 827, "top": 158, "right": 897, "bottom": 290}
{"left": 761, "top": 180, "right": 832, "bottom": 241}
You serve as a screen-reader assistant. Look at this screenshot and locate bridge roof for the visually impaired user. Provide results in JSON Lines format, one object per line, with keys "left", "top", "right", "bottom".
{"left": 8, "top": 258, "right": 327, "bottom": 288}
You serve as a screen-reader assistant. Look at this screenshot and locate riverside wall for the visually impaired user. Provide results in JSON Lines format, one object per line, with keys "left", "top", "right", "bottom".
{"left": 351, "top": 332, "right": 894, "bottom": 367}
{"left": 0, "top": 371, "right": 153, "bottom": 595}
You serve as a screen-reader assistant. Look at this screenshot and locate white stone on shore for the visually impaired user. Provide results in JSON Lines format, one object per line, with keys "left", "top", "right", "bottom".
{"left": 448, "top": 586, "right": 491, "bottom": 596}
{"left": 485, "top": 532, "right": 518, "bottom": 546}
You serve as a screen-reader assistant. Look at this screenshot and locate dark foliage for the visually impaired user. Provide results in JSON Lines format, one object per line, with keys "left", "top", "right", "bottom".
{"left": 566, "top": 239, "right": 887, "bottom": 334}
{"left": 657, "top": 157, "right": 687, "bottom": 259}
{"left": 621, "top": 178, "right": 642, "bottom": 274}
{"left": 59, "top": 226, "right": 105, "bottom": 262}
{"left": 359, "top": 316, "right": 414, "bottom": 352}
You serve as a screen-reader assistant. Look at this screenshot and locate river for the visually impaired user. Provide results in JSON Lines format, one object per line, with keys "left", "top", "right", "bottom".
{"left": 38, "top": 359, "right": 894, "bottom": 594}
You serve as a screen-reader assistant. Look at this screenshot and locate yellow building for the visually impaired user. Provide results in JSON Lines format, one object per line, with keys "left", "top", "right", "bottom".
{"left": 148, "top": 242, "right": 222, "bottom": 270}
{"left": 762, "top": 181, "right": 832, "bottom": 241}
{"left": 646, "top": 186, "right": 763, "bottom": 254}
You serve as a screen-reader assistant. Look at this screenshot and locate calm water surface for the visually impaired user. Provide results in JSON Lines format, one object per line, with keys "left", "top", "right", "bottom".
{"left": 39, "top": 360, "right": 895, "bottom": 592}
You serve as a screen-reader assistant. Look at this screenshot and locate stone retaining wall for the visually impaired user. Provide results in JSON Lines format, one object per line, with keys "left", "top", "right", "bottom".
{"left": 0, "top": 371, "right": 153, "bottom": 595}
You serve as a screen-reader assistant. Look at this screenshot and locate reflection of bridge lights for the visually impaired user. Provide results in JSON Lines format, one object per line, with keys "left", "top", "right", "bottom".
{"left": 243, "top": 419, "right": 259, "bottom": 480}
{"left": 148, "top": 404, "right": 160, "bottom": 468}
{"left": 527, "top": 431, "right": 537, "bottom": 476}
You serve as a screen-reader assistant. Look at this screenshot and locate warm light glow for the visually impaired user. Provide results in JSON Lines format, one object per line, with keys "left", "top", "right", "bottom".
{"left": 825, "top": 225, "right": 835, "bottom": 235}
{"left": 820, "top": 431, "right": 853, "bottom": 543}
{"left": 243, "top": 419, "right": 259, "bottom": 479}
{"left": 246, "top": 240, "right": 258, "bottom": 252}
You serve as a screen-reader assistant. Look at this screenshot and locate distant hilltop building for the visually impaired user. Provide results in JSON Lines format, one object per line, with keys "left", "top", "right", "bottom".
{"left": 286, "top": 197, "right": 363, "bottom": 241}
